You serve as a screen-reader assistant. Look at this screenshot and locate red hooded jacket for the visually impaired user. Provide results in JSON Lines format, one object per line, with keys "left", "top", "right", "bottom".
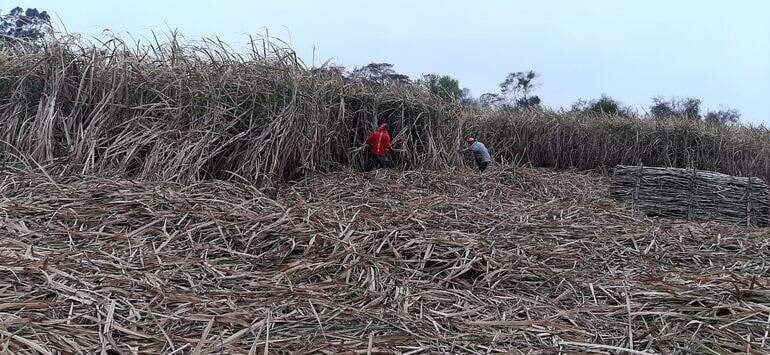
{"left": 366, "top": 127, "right": 392, "bottom": 157}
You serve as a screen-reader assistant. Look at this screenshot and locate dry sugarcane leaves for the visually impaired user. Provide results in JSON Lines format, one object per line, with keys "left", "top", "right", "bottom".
{"left": 0, "top": 168, "right": 769, "bottom": 353}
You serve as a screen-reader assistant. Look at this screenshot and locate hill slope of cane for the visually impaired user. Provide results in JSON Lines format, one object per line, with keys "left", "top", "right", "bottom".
{"left": 1, "top": 167, "right": 768, "bottom": 353}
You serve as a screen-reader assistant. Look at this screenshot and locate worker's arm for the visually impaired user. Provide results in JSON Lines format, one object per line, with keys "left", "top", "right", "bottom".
{"left": 383, "top": 134, "right": 392, "bottom": 154}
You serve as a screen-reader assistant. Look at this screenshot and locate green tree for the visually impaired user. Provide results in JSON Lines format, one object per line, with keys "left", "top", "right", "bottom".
{"left": 350, "top": 63, "right": 410, "bottom": 85}
{"left": 572, "top": 95, "right": 632, "bottom": 116}
{"left": 419, "top": 73, "right": 462, "bottom": 101}
{"left": 500, "top": 70, "right": 541, "bottom": 108}
{"left": 419, "top": 73, "right": 477, "bottom": 107}
{"left": 650, "top": 96, "right": 702, "bottom": 119}
{"left": 0, "top": 7, "right": 51, "bottom": 46}
{"left": 704, "top": 108, "right": 740, "bottom": 124}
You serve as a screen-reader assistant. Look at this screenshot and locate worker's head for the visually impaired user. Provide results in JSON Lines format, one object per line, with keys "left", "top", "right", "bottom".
{"left": 466, "top": 137, "right": 476, "bottom": 145}
{"left": 378, "top": 123, "right": 389, "bottom": 130}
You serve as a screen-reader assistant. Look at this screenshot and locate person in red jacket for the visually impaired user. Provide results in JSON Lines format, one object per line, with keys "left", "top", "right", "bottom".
{"left": 365, "top": 123, "right": 393, "bottom": 171}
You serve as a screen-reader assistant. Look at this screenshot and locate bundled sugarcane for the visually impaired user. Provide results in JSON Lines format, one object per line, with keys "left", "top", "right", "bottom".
{"left": 611, "top": 165, "right": 770, "bottom": 226}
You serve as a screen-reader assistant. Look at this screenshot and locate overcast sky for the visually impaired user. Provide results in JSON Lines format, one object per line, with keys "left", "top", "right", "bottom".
{"left": 13, "top": 0, "right": 770, "bottom": 123}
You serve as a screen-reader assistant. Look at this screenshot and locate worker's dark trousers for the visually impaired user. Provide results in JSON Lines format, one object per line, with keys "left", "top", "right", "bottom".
{"left": 364, "top": 156, "right": 393, "bottom": 171}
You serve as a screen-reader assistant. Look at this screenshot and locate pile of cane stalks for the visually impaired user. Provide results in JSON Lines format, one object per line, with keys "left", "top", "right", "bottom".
{"left": 1, "top": 166, "right": 769, "bottom": 354}
{"left": 612, "top": 165, "right": 770, "bottom": 227}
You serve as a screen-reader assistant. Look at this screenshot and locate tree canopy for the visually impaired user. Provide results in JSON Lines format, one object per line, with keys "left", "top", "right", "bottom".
{"left": 571, "top": 95, "right": 632, "bottom": 116}
{"left": 349, "top": 63, "right": 410, "bottom": 85}
{"left": 650, "top": 96, "right": 702, "bottom": 119}
{"left": 0, "top": 7, "right": 51, "bottom": 46}
{"left": 704, "top": 108, "right": 741, "bottom": 124}
{"left": 500, "top": 70, "right": 541, "bottom": 108}
{"left": 419, "top": 74, "right": 460, "bottom": 101}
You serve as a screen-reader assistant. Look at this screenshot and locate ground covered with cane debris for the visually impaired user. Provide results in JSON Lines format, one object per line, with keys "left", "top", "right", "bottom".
{"left": 1, "top": 166, "right": 769, "bottom": 354}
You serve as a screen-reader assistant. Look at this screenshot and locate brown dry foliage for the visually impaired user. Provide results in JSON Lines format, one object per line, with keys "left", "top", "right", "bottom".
{"left": 1, "top": 167, "right": 769, "bottom": 353}
{"left": 1, "top": 35, "right": 770, "bottom": 183}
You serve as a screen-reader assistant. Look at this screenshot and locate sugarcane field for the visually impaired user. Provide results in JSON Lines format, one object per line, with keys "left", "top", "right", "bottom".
{"left": 1, "top": 2, "right": 770, "bottom": 354}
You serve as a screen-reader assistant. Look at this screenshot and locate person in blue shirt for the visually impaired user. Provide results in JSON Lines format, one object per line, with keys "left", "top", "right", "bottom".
{"left": 461, "top": 137, "right": 492, "bottom": 172}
